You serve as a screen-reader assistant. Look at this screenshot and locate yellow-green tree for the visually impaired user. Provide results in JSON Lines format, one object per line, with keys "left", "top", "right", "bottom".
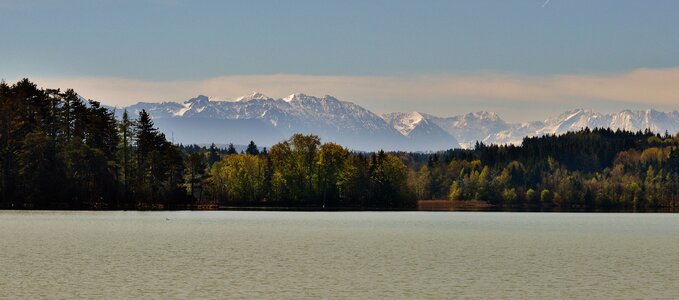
{"left": 317, "top": 143, "right": 349, "bottom": 206}
{"left": 209, "top": 154, "right": 265, "bottom": 204}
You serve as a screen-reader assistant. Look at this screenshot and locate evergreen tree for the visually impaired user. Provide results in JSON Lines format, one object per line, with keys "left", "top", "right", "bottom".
{"left": 118, "top": 110, "right": 134, "bottom": 206}
{"left": 186, "top": 152, "right": 208, "bottom": 201}
{"left": 207, "top": 143, "right": 220, "bottom": 166}
{"left": 226, "top": 143, "right": 237, "bottom": 155}
{"left": 245, "top": 141, "right": 260, "bottom": 155}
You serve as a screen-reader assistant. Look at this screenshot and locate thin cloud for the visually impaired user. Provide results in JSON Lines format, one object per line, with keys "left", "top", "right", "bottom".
{"left": 22, "top": 67, "right": 679, "bottom": 119}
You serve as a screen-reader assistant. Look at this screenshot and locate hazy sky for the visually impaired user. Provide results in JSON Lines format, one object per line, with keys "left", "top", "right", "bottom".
{"left": 2, "top": 0, "right": 679, "bottom": 121}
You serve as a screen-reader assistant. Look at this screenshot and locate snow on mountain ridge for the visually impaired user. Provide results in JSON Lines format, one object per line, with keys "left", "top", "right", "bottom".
{"left": 184, "top": 95, "right": 210, "bottom": 106}
{"left": 382, "top": 112, "right": 425, "bottom": 136}
{"left": 120, "top": 92, "right": 443, "bottom": 151}
{"left": 382, "top": 112, "right": 460, "bottom": 150}
{"left": 485, "top": 108, "right": 679, "bottom": 146}
{"left": 117, "top": 93, "right": 679, "bottom": 150}
{"left": 237, "top": 92, "right": 271, "bottom": 102}
{"left": 423, "top": 111, "right": 510, "bottom": 148}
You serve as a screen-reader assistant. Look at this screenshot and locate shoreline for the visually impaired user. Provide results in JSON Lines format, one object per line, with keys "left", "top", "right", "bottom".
{"left": 1, "top": 206, "right": 677, "bottom": 213}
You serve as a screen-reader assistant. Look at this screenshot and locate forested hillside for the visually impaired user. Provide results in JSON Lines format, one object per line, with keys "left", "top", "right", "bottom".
{"left": 2, "top": 79, "right": 679, "bottom": 210}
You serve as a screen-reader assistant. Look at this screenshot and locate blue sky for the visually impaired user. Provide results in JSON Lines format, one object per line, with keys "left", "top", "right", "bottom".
{"left": 2, "top": 0, "right": 679, "bottom": 120}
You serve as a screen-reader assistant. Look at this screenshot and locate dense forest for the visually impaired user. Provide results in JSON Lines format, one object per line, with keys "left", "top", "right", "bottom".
{"left": 2, "top": 79, "right": 679, "bottom": 210}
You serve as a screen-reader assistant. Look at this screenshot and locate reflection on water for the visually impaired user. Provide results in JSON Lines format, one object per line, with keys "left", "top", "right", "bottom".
{"left": 1, "top": 211, "right": 678, "bottom": 299}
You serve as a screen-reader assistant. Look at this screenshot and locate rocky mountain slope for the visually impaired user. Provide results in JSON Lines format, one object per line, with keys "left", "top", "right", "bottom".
{"left": 111, "top": 93, "right": 679, "bottom": 151}
{"left": 116, "top": 93, "right": 460, "bottom": 151}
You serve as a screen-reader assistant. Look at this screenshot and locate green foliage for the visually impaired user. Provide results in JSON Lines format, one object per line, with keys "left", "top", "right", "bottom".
{"left": 525, "top": 188, "right": 537, "bottom": 204}
{"left": 449, "top": 181, "right": 462, "bottom": 200}
{"left": 540, "top": 189, "right": 551, "bottom": 203}
{"left": 317, "top": 143, "right": 349, "bottom": 206}
{"left": 0, "top": 79, "right": 188, "bottom": 209}
{"left": 226, "top": 143, "right": 237, "bottom": 155}
{"left": 210, "top": 154, "right": 265, "bottom": 204}
{"left": 186, "top": 152, "right": 208, "bottom": 201}
{"left": 3, "top": 79, "right": 679, "bottom": 211}
{"left": 245, "top": 141, "right": 259, "bottom": 155}
{"left": 203, "top": 138, "right": 414, "bottom": 209}
{"left": 207, "top": 143, "right": 220, "bottom": 166}
{"left": 501, "top": 188, "right": 518, "bottom": 205}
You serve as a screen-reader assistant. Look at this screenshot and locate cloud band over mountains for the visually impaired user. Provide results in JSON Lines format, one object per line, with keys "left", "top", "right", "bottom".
{"left": 22, "top": 67, "right": 679, "bottom": 121}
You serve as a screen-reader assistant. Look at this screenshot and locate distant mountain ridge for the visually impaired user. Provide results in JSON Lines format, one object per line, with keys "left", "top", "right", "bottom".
{"left": 479, "top": 108, "right": 679, "bottom": 146}
{"left": 109, "top": 93, "right": 679, "bottom": 151}
{"left": 115, "top": 92, "right": 456, "bottom": 152}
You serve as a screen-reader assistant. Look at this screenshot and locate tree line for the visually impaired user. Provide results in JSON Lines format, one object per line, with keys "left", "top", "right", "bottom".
{"left": 0, "top": 79, "right": 412, "bottom": 209}
{"left": 2, "top": 79, "right": 679, "bottom": 210}
{"left": 414, "top": 128, "right": 679, "bottom": 209}
{"left": 198, "top": 135, "right": 411, "bottom": 209}
{"left": 1, "top": 79, "right": 188, "bottom": 209}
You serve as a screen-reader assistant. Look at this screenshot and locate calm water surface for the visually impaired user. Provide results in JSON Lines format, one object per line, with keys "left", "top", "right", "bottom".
{"left": 1, "top": 211, "right": 678, "bottom": 299}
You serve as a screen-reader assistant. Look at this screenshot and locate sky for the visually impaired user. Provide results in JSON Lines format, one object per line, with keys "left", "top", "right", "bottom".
{"left": 2, "top": 0, "right": 679, "bottom": 122}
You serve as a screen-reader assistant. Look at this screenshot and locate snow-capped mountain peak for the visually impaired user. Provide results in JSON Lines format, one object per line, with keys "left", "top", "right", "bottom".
{"left": 382, "top": 112, "right": 425, "bottom": 136}
{"left": 120, "top": 93, "right": 457, "bottom": 151}
{"left": 538, "top": 109, "right": 611, "bottom": 135}
{"left": 382, "top": 111, "right": 461, "bottom": 150}
{"left": 184, "top": 95, "right": 210, "bottom": 107}
{"left": 115, "top": 93, "right": 679, "bottom": 151}
{"left": 237, "top": 92, "right": 270, "bottom": 102}
{"left": 284, "top": 93, "right": 305, "bottom": 102}
{"left": 466, "top": 111, "right": 499, "bottom": 121}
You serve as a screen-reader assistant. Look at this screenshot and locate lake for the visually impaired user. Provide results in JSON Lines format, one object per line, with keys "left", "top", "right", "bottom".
{"left": 1, "top": 211, "right": 677, "bottom": 299}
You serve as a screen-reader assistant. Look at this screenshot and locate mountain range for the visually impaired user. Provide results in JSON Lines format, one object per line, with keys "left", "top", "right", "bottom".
{"left": 110, "top": 92, "right": 679, "bottom": 151}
